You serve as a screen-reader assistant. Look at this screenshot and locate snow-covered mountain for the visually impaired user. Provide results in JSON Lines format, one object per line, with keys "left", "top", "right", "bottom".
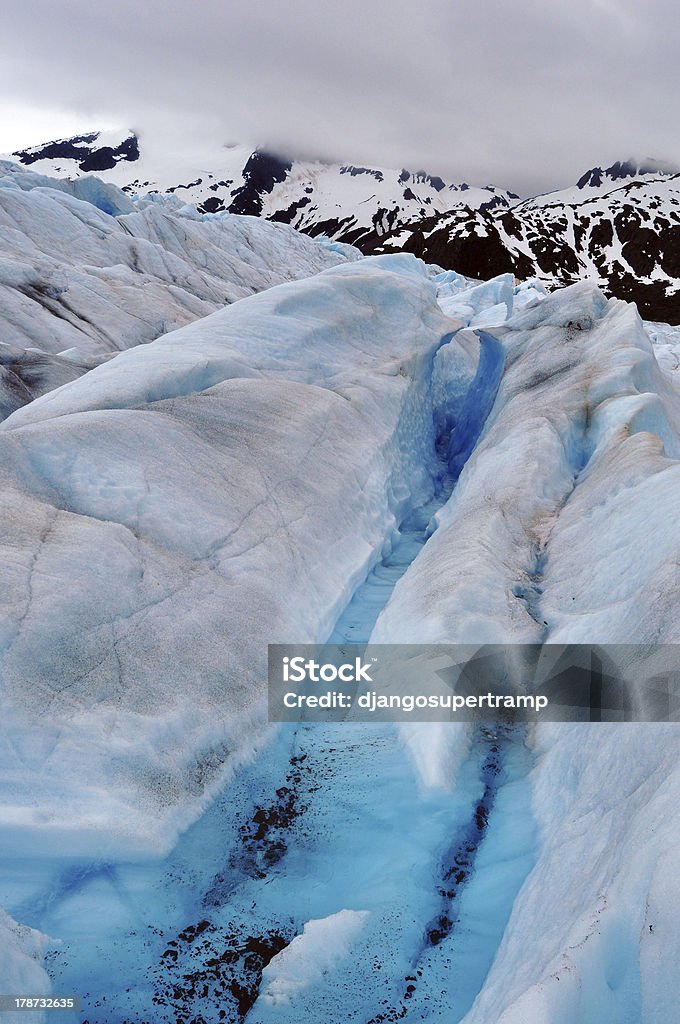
{"left": 6, "top": 128, "right": 517, "bottom": 244}
{"left": 10, "top": 130, "right": 680, "bottom": 323}
{"left": 377, "top": 160, "right": 680, "bottom": 323}
{"left": 10, "top": 129, "right": 680, "bottom": 319}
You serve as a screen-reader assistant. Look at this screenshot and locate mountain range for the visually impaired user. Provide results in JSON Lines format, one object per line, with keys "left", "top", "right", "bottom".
{"left": 7, "top": 129, "right": 680, "bottom": 323}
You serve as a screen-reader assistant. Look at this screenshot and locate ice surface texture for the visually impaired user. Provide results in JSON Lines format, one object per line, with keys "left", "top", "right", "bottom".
{"left": 2, "top": 194, "right": 680, "bottom": 1021}
{"left": 0, "top": 254, "right": 457, "bottom": 857}
{"left": 0, "top": 908, "right": 51, "bottom": 1024}
{"left": 372, "top": 280, "right": 680, "bottom": 1023}
{"left": 0, "top": 160, "right": 348, "bottom": 419}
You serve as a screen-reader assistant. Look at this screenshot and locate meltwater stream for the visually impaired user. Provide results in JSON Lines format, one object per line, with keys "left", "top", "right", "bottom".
{"left": 327, "top": 491, "right": 448, "bottom": 646}
{"left": 0, "top": 329, "right": 537, "bottom": 1024}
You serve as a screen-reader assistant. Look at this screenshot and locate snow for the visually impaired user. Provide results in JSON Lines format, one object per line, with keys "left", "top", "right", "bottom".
{"left": 2, "top": 128, "right": 518, "bottom": 242}
{"left": 460, "top": 721, "right": 680, "bottom": 1024}
{"left": 2, "top": 130, "right": 253, "bottom": 205}
{"left": 513, "top": 166, "right": 680, "bottom": 211}
{"left": 374, "top": 282, "right": 680, "bottom": 644}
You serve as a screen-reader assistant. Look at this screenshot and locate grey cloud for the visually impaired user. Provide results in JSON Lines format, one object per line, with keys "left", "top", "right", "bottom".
{"left": 2, "top": 0, "right": 679, "bottom": 194}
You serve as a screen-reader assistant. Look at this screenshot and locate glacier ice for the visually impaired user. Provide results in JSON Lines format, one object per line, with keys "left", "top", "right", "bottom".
{"left": 0, "top": 909, "right": 51, "bottom": 1024}
{"left": 0, "top": 160, "right": 350, "bottom": 419}
{"left": 0, "top": 253, "right": 457, "bottom": 856}
{"left": 1, "top": 175, "right": 680, "bottom": 1024}
{"left": 369, "top": 280, "right": 680, "bottom": 1023}
{"left": 254, "top": 910, "right": 371, "bottom": 1010}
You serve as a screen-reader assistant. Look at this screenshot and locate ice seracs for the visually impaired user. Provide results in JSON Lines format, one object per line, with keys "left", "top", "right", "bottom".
{"left": 0, "top": 159, "right": 352, "bottom": 419}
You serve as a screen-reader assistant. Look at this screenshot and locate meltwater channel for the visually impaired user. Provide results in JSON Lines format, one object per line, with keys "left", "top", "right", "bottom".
{"left": 0, "top": 330, "right": 537, "bottom": 1023}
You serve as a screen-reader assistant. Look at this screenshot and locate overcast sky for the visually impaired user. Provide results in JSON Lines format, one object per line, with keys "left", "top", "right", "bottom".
{"left": 1, "top": 0, "right": 679, "bottom": 195}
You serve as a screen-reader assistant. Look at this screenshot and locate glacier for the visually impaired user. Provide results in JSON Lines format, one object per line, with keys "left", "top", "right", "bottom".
{"left": 0, "top": 252, "right": 458, "bottom": 857}
{"left": 0, "top": 160, "right": 350, "bottom": 420}
{"left": 370, "top": 280, "right": 680, "bottom": 1023}
{"left": 1, "top": 163, "right": 680, "bottom": 1024}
